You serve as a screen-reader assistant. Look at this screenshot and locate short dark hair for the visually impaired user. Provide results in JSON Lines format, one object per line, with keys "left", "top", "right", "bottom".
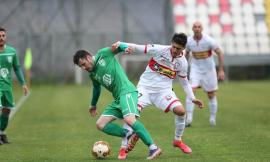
{"left": 73, "top": 50, "right": 92, "bottom": 65}
{"left": 0, "top": 27, "right": 6, "bottom": 32}
{"left": 172, "top": 33, "right": 187, "bottom": 47}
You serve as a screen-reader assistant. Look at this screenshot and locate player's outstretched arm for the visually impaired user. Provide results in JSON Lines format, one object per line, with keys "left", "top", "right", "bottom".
{"left": 111, "top": 41, "right": 148, "bottom": 54}
{"left": 111, "top": 41, "right": 134, "bottom": 55}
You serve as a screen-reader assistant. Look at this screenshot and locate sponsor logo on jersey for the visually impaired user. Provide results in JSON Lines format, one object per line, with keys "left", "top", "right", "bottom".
{"left": 174, "top": 62, "right": 182, "bottom": 69}
{"left": 192, "top": 51, "right": 212, "bottom": 59}
{"left": 0, "top": 68, "right": 9, "bottom": 78}
{"left": 98, "top": 59, "right": 106, "bottom": 66}
{"left": 165, "top": 95, "right": 172, "bottom": 101}
{"left": 148, "top": 58, "right": 176, "bottom": 79}
{"left": 7, "top": 56, "right": 13, "bottom": 63}
{"left": 103, "top": 74, "right": 112, "bottom": 86}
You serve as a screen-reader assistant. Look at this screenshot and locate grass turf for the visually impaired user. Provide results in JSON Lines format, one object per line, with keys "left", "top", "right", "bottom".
{"left": 1, "top": 80, "right": 269, "bottom": 162}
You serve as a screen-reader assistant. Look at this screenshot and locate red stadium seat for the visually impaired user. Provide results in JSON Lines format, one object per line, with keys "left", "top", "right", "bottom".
{"left": 222, "top": 24, "right": 232, "bottom": 34}
{"left": 172, "top": 0, "right": 270, "bottom": 54}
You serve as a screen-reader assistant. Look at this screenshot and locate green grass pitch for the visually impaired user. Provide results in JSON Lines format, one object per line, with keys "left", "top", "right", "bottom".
{"left": 1, "top": 81, "right": 270, "bottom": 162}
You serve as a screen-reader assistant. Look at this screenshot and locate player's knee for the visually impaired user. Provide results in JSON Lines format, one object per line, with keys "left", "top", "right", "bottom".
{"left": 123, "top": 115, "right": 136, "bottom": 126}
{"left": 173, "top": 107, "right": 186, "bottom": 116}
{"left": 96, "top": 121, "right": 105, "bottom": 130}
{"left": 207, "top": 91, "right": 216, "bottom": 99}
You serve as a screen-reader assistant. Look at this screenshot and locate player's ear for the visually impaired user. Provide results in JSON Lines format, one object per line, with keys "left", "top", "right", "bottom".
{"left": 86, "top": 55, "right": 91, "bottom": 62}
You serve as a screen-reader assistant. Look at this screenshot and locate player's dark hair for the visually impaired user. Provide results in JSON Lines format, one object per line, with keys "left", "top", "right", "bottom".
{"left": 0, "top": 27, "right": 6, "bottom": 32}
{"left": 73, "top": 50, "right": 92, "bottom": 65}
{"left": 172, "top": 33, "right": 187, "bottom": 47}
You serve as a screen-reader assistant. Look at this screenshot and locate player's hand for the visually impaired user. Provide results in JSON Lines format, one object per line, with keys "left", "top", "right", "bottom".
{"left": 218, "top": 70, "right": 225, "bottom": 81}
{"left": 192, "top": 99, "right": 204, "bottom": 109}
{"left": 22, "top": 84, "right": 29, "bottom": 96}
{"left": 111, "top": 41, "right": 121, "bottom": 52}
{"left": 89, "top": 106, "right": 97, "bottom": 117}
{"left": 124, "top": 47, "right": 134, "bottom": 54}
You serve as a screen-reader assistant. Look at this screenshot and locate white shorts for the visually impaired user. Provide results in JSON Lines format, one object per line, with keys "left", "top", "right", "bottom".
{"left": 137, "top": 86, "right": 182, "bottom": 113}
{"left": 189, "top": 68, "right": 218, "bottom": 92}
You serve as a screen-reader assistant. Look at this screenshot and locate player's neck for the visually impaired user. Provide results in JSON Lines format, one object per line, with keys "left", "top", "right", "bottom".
{"left": 194, "top": 34, "right": 202, "bottom": 41}
{"left": 0, "top": 45, "right": 4, "bottom": 52}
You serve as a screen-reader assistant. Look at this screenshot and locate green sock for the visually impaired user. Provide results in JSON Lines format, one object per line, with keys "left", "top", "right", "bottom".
{"left": 0, "top": 114, "right": 9, "bottom": 131}
{"left": 131, "top": 120, "right": 154, "bottom": 146}
{"left": 101, "top": 122, "right": 127, "bottom": 137}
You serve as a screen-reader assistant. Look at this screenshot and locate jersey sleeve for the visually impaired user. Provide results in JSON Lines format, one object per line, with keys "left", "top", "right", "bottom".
{"left": 13, "top": 51, "right": 26, "bottom": 85}
{"left": 90, "top": 79, "right": 101, "bottom": 107}
{"left": 143, "top": 44, "right": 165, "bottom": 56}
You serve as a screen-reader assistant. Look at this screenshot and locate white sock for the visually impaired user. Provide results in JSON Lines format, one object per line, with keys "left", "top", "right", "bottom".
{"left": 149, "top": 144, "right": 158, "bottom": 150}
{"left": 186, "top": 97, "right": 195, "bottom": 123}
{"left": 121, "top": 123, "right": 133, "bottom": 147}
{"left": 209, "top": 96, "right": 218, "bottom": 120}
{"left": 174, "top": 115, "right": 185, "bottom": 141}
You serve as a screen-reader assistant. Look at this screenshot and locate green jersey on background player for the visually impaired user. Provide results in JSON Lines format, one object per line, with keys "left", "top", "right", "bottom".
{"left": 0, "top": 27, "right": 29, "bottom": 145}
{"left": 73, "top": 43, "right": 161, "bottom": 160}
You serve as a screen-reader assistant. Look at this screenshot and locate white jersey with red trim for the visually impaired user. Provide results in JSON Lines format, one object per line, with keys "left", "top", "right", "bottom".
{"left": 137, "top": 44, "right": 188, "bottom": 92}
{"left": 186, "top": 33, "right": 219, "bottom": 73}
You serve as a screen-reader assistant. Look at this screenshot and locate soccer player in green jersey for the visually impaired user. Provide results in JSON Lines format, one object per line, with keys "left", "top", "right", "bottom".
{"left": 73, "top": 43, "right": 161, "bottom": 160}
{"left": 0, "top": 27, "right": 29, "bottom": 144}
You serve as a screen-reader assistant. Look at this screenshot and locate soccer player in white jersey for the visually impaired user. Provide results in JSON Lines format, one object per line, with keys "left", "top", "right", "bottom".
{"left": 112, "top": 33, "right": 204, "bottom": 160}
{"left": 185, "top": 21, "right": 225, "bottom": 127}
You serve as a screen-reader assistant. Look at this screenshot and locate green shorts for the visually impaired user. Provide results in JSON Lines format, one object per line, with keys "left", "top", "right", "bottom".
{"left": 0, "top": 90, "right": 15, "bottom": 108}
{"left": 102, "top": 92, "right": 140, "bottom": 119}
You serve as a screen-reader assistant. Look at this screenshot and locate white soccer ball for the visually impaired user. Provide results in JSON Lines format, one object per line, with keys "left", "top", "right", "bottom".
{"left": 91, "top": 141, "right": 111, "bottom": 159}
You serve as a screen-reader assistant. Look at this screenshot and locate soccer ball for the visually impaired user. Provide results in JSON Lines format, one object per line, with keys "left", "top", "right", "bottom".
{"left": 91, "top": 141, "right": 111, "bottom": 159}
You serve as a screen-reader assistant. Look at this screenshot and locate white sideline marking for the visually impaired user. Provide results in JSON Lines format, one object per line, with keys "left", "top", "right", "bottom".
{"left": 10, "top": 91, "right": 31, "bottom": 119}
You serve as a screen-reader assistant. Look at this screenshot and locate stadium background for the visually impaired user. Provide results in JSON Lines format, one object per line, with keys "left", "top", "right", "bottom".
{"left": 1, "top": 1, "right": 270, "bottom": 161}
{"left": 1, "top": 0, "right": 269, "bottom": 83}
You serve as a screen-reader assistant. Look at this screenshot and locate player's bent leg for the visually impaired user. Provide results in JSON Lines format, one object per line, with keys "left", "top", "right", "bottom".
{"left": 96, "top": 115, "right": 116, "bottom": 130}
{"left": 97, "top": 116, "right": 129, "bottom": 137}
{"left": 118, "top": 123, "right": 139, "bottom": 159}
{"left": 124, "top": 115, "right": 151, "bottom": 145}
{"left": 121, "top": 120, "right": 140, "bottom": 153}
{"left": 124, "top": 115, "right": 161, "bottom": 159}
{"left": 123, "top": 116, "right": 141, "bottom": 153}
